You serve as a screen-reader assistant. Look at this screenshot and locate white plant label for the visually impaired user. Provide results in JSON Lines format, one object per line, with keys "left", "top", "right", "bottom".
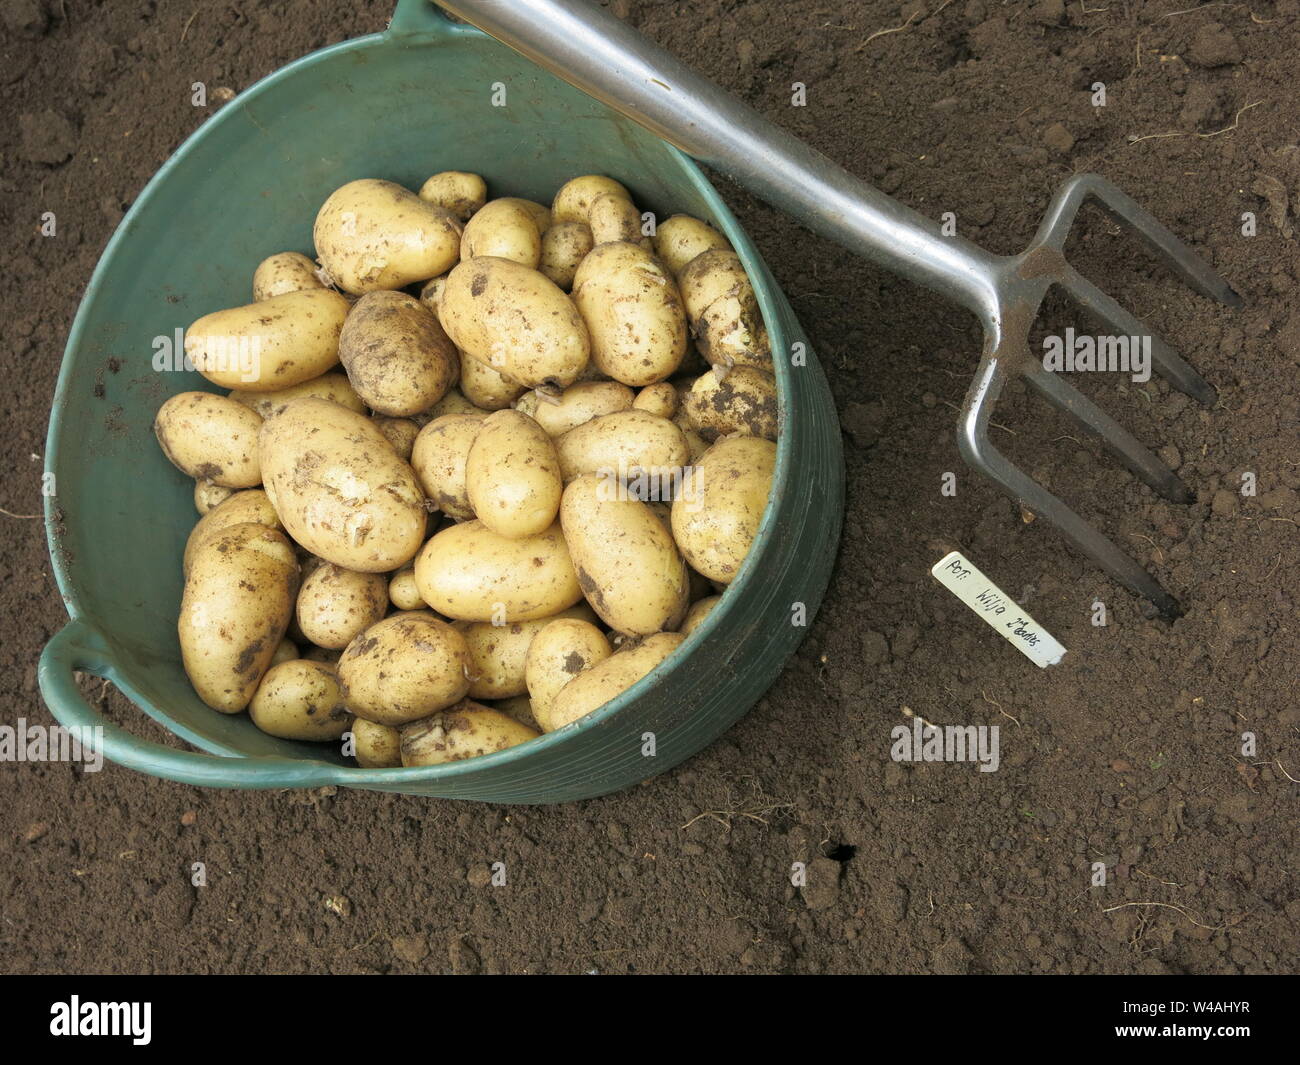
{"left": 930, "top": 551, "right": 1067, "bottom": 668}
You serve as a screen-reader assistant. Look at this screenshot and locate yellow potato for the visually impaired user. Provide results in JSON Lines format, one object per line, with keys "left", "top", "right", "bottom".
{"left": 351, "top": 717, "right": 403, "bottom": 767}
{"left": 653, "top": 214, "right": 733, "bottom": 278}
{"left": 525, "top": 618, "right": 613, "bottom": 729}
{"left": 572, "top": 241, "right": 687, "bottom": 386}
{"left": 185, "top": 289, "right": 350, "bottom": 391}
{"left": 418, "top": 170, "right": 487, "bottom": 221}
{"left": 414, "top": 520, "right": 582, "bottom": 622}
{"left": 338, "top": 291, "right": 459, "bottom": 416}
{"left": 632, "top": 381, "right": 679, "bottom": 419}
{"left": 520, "top": 380, "right": 633, "bottom": 437}
{"left": 410, "top": 412, "right": 486, "bottom": 520}
{"left": 460, "top": 198, "right": 542, "bottom": 268}
{"left": 193, "top": 479, "right": 234, "bottom": 514}
{"left": 683, "top": 366, "right": 778, "bottom": 441}
{"left": 679, "top": 595, "right": 721, "bottom": 637}
{"left": 183, "top": 488, "right": 281, "bottom": 575}
{"left": 458, "top": 351, "right": 528, "bottom": 410}
{"left": 296, "top": 563, "right": 390, "bottom": 650}
{"left": 679, "top": 249, "right": 771, "bottom": 371}
{"left": 371, "top": 416, "right": 420, "bottom": 460}
{"left": 420, "top": 387, "right": 483, "bottom": 422}
{"left": 439, "top": 257, "right": 590, "bottom": 391}
{"left": 539, "top": 221, "right": 594, "bottom": 291}
{"left": 259, "top": 398, "right": 428, "bottom": 572}
{"left": 155, "top": 391, "right": 263, "bottom": 488}
{"left": 588, "top": 192, "right": 644, "bottom": 245}
{"left": 249, "top": 660, "right": 352, "bottom": 741}
{"left": 229, "top": 372, "right": 366, "bottom": 420}
{"left": 547, "top": 632, "right": 684, "bottom": 730}
{"left": 492, "top": 694, "right": 542, "bottom": 732}
{"left": 418, "top": 274, "right": 447, "bottom": 312}
{"left": 555, "top": 409, "right": 688, "bottom": 486}
{"left": 252, "top": 251, "right": 326, "bottom": 301}
{"left": 400, "top": 700, "right": 539, "bottom": 765}
{"left": 552, "top": 175, "right": 631, "bottom": 224}
{"left": 271, "top": 637, "right": 299, "bottom": 667}
{"left": 465, "top": 410, "right": 563, "bottom": 538}
{"left": 504, "top": 198, "right": 553, "bottom": 233}
{"left": 337, "top": 612, "right": 472, "bottom": 726}
{"left": 671, "top": 436, "right": 776, "bottom": 583}
{"left": 388, "top": 566, "right": 425, "bottom": 611}
{"left": 314, "top": 178, "right": 462, "bottom": 293}
{"left": 178, "top": 522, "right": 299, "bottom": 714}
{"left": 456, "top": 603, "right": 596, "bottom": 700}
{"left": 560, "top": 474, "right": 689, "bottom": 635}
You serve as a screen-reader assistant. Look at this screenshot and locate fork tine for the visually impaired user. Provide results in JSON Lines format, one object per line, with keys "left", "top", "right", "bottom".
{"left": 1058, "top": 267, "right": 1218, "bottom": 407}
{"left": 1041, "top": 173, "right": 1243, "bottom": 308}
{"left": 958, "top": 351, "right": 1182, "bottom": 617}
{"left": 1021, "top": 362, "right": 1193, "bottom": 503}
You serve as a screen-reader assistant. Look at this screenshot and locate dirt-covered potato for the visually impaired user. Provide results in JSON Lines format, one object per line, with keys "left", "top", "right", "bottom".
{"left": 185, "top": 289, "right": 351, "bottom": 391}
{"left": 525, "top": 618, "right": 613, "bottom": 730}
{"left": 252, "top": 251, "right": 326, "bottom": 301}
{"left": 351, "top": 717, "right": 403, "bottom": 768}
{"left": 456, "top": 603, "right": 597, "bottom": 700}
{"left": 671, "top": 436, "right": 776, "bottom": 584}
{"left": 561, "top": 474, "right": 689, "bottom": 635}
{"left": 155, "top": 391, "right": 263, "bottom": 488}
{"left": 249, "top": 660, "right": 352, "bottom": 741}
{"left": 194, "top": 479, "right": 234, "bottom": 515}
{"left": 439, "top": 257, "right": 590, "bottom": 391}
{"left": 632, "top": 381, "right": 679, "bottom": 420}
{"left": 338, "top": 291, "right": 459, "bottom": 416}
{"left": 399, "top": 700, "right": 539, "bottom": 765}
{"left": 539, "top": 221, "right": 594, "bottom": 291}
{"left": 410, "top": 412, "right": 486, "bottom": 520}
{"left": 458, "top": 351, "right": 528, "bottom": 410}
{"left": 465, "top": 410, "right": 563, "bottom": 538}
{"left": 460, "top": 198, "right": 543, "bottom": 268}
{"left": 259, "top": 398, "right": 427, "bottom": 572}
{"left": 588, "top": 191, "right": 644, "bottom": 245}
{"left": 183, "top": 488, "right": 281, "bottom": 575}
{"left": 555, "top": 409, "right": 688, "bottom": 484}
{"left": 296, "top": 563, "right": 389, "bottom": 650}
{"left": 551, "top": 175, "right": 631, "bottom": 224}
{"left": 679, "top": 595, "right": 721, "bottom": 637}
{"left": 229, "top": 372, "right": 366, "bottom": 420}
{"left": 421, "top": 387, "right": 482, "bottom": 423}
{"left": 546, "top": 632, "right": 684, "bottom": 731}
{"left": 179, "top": 522, "right": 300, "bottom": 713}
{"left": 683, "top": 366, "right": 778, "bottom": 441}
{"left": 387, "top": 566, "right": 424, "bottom": 611}
{"left": 653, "top": 214, "right": 733, "bottom": 277}
{"left": 271, "top": 637, "right": 299, "bottom": 667}
{"left": 418, "top": 170, "right": 487, "bottom": 221}
{"left": 572, "top": 241, "right": 687, "bottom": 386}
{"left": 516, "top": 380, "right": 633, "bottom": 437}
{"left": 314, "top": 178, "right": 462, "bottom": 294}
{"left": 338, "top": 612, "right": 472, "bottom": 726}
{"left": 371, "top": 416, "right": 420, "bottom": 460}
{"left": 679, "top": 249, "right": 771, "bottom": 371}
{"left": 493, "top": 695, "right": 542, "bottom": 732}
{"left": 414, "top": 520, "right": 582, "bottom": 622}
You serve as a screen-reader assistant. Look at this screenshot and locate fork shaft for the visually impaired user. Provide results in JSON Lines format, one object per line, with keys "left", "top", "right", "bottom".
{"left": 436, "top": 0, "right": 1004, "bottom": 321}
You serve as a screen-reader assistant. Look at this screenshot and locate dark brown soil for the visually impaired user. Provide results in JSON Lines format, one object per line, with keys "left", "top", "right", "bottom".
{"left": 2, "top": 0, "right": 1298, "bottom": 974}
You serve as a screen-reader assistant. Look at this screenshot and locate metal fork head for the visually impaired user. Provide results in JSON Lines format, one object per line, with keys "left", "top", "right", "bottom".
{"left": 956, "top": 174, "right": 1242, "bottom": 619}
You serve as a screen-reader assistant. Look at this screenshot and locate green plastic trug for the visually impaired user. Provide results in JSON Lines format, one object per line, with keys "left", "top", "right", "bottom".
{"left": 37, "top": 1, "right": 844, "bottom": 802}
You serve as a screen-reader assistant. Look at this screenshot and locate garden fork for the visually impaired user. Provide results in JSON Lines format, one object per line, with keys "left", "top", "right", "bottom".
{"left": 437, "top": 0, "right": 1242, "bottom": 618}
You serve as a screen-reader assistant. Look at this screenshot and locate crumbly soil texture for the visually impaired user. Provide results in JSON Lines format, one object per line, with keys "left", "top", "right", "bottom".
{"left": 2, "top": 0, "right": 1297, "bottom": 974}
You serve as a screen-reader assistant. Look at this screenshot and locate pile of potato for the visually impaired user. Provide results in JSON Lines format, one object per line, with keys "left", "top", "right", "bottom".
{"left": 153, "top": 173, "right": 778, "bottom": 769}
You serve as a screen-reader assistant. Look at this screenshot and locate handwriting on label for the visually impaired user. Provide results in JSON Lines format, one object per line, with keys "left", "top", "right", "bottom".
{"left": 931, "top": 552, "right": 1067, "bottom": 668}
